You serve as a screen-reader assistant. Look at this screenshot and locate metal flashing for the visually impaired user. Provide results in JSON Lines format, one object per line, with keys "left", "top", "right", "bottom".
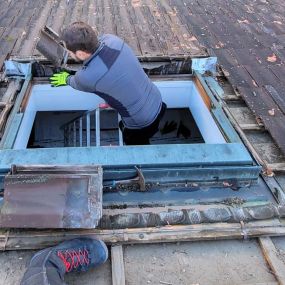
{"left": 0, "top": 165, "right": 103, "bottom": 229}
{"left": 191, "top": 57, "right": 217, "bottom": 74}
{"left": 0, "top": 143, "right": 254, "bottom": 168}
{"left": 36, "top": 26, "right": 68, "bottom": 67}
{"left": 4, "top": 61, "right": 31, "bottom": 79}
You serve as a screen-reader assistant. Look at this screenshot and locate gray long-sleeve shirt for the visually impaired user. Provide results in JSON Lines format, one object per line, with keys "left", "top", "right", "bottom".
{"left": 67, "top": 34, "right": 162, "bottom": 129}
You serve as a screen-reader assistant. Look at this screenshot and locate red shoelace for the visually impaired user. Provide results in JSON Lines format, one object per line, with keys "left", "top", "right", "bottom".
{"left": 57, "top": 248, "right": 90, "bottom": 272}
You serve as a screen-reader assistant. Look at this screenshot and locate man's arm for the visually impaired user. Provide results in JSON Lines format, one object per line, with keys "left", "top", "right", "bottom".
{"left": 67, "top": 69, "right": 97, "bottom": 93}
{"left": 50, "top": 54, "right": 108, "bottom": 92}
{"left": 67, "top": 56, "right": 109, "bottom": 93}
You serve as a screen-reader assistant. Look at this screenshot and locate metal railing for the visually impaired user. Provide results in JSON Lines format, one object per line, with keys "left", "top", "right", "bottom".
{"left": 60, "top": 105, "right": 123, "bottom": 147}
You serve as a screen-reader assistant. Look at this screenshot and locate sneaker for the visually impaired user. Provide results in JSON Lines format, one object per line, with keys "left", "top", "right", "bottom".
{"left": 21, "top": 238, "right": 108, "bottom": 285}
{"left": 53, "top": 238, "right": 108, "bottom": 273}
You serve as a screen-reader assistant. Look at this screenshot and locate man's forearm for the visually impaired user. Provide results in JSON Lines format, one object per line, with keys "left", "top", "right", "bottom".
{"left": 67, "top": 75, "right": 81, "bottom": 90}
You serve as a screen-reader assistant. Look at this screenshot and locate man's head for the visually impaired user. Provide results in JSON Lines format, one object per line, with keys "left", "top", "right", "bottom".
{"left": 61, "top": 22, "right": 99, "bottom": 62}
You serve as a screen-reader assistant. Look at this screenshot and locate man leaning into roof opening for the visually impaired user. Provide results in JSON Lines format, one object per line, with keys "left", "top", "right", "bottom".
{"left": 50, "top": 22, "right": 166, "bottom": 145}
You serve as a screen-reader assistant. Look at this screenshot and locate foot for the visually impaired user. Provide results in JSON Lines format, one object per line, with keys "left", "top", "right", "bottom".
{"left": 29, "top": 238, "right": 108, "bottom": 274}
{"left": 55, "top": 238, "right": 108, "bottom": 273}
{"left": 21, "top": 238, "right": 108, "bottom": 285}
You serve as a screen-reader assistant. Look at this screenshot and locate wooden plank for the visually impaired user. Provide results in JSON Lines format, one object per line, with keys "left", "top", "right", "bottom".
{"left": 240, "top": 123, "right": 264, "bottom": 131}
{"left": 127, "top": 0, "right": 164, "bottom": 57}
{"left": 259, "top": 237, "right": 285, "bottom": 285}
{"left": 275, "top": 48, "right": 285, "bottom": 64}
{"left": 0, "top": 230, "right": 9, "bottom": 251}
{"left": 141, "top": 1, "right": 176, "bottom": 55}
{"left": 0, "top": 27, "right": 6, "bottom": 39}
{"left": 0, "top": 0, "right": 207, "bottom": 60}
{"left": 0, "top": 79, "right": 21, "bottom": 104}
{"left": 250, "top": 48, "right": 282, "bottom": 66}
{"left": 14, "top": 0, "right": 43, "bottom": 28}
{"left": 269, "top": 65, "right": 285, "bottom": 82}
{"left": 254, "top": 34, "right": 283, "bottom": 48}
{"left": 258, "top": 116, "right": 285, "bottom": 157}
{"left": 111, "top": 245, "right": 126, "bottom": 285}
{"left": 0, "top": 104, "right": 13, "bottom": 137}
{"left": 237, "top": 86, "right": 284, "bottom": 118}
{"left": 87, "top": 0, "right": 98, "bottom": 30}
{"left": 7, "top": 164, "right": 102, "bottom": 174}
{"left": 0, "top": 1, "right": 22, "bottom": 27}
{"left": 223, "top": 95, "right": 242, "bottom": 101}
{"left": 0, "top": 1, "right": 13, "bottom": 20}
{"left": 207, "top": 15, "right": 230, "bottom": 36}
{"left": 46, "top": 0, "right": 68, "bottom": 33}
{"left": 193, "top": 76, "right": 211, "bottom": 110}
{"left": 215, "top": 34, "right": 262, "bottom": 49}
{"left": 264, "top": 85, "right": 285, "bottom": 115}
{"left": 250, "top": 141, "right": 285, "bottom": 166}
{"left": 231, "top": 48, "right": 259, "bottom": 66}
{"left": 222, "top": 106, "right": 266, "bottom": 167}
{"left": 111, "top": 1, "right": 140, "bottom": 56}
{"left": 69, "top": 0, "right": 85, "bottom": 24}
{"left": 147, "top": 0, "right": 199, "bottom": 56}
{"left": 0, "top": 54, "right": 6, "bottom": 72}
{"left": 1, "top": 113, "right": 23, "bottom": 149}
{"left": 228, "top": 105, "right": 264, "bottom": 126}
{"left": 262, "top": 175, "right": 285, "bottom": 205}
{"left": 237, "top": 86, "right": 285, "bottom": 155}
{"left": 94, "top": 0, "right": 116, "bottom": 35}
{"left": 183, "top": 1, "right": 206, "bottom": 15}
{"left": 244, "top": 65, "right": 281, "bottom": 87}
{"left": 62, "top": 0, "right": 77, "bottom": 28}
{"left": 267, "top": 163, "right": 285, "bottom": 172}
{"left": 3, "top": 1, "right": 36, "bottom": 53}
{"left": 243, "top": 282, "right": 279, "bottom": 285}
{"left": 213, "top": 49, "right": 239, "bottom": 72}
{"left": 1, "top": 219, "right": 285, "bottom": 251}
{"left": 0, "top": 28, "right": 23, "bottom": 56}
{"left": 227, "top": 66, "right": 258, "bottom": 89}
{"left": 19, "top": 0, "right": 53, "bottom": 56}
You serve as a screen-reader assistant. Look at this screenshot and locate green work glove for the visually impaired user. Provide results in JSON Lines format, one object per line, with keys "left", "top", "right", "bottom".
{"left": 49, "top": 71, "right": 70, "bottom": 87}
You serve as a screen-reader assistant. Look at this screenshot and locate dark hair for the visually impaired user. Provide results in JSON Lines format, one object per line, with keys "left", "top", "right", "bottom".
{"left": 61, "top": 22, "right": 99, "bottom": 53}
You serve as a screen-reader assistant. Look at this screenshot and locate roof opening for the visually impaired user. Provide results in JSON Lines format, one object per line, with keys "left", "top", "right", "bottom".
{"left": 14, "top": 79, "right": 225, "bottom": 149}
{"left": 28, "top": 111, "right": 84, "bottom": 148}
{"left": 27, "top": 108, "right": 204, "bottom": 148}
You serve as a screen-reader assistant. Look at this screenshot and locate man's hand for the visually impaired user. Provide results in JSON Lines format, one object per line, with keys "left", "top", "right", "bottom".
{"left": 49, "top": 71, "right": 70, "bottom": 87}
